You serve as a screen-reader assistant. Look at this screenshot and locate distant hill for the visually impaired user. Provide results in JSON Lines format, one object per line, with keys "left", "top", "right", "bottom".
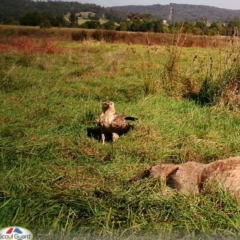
{"left": 110, "top": 4, "right": 240, "bottom": 22}
{"left": 1, "top": 0, "right": 240, "bottom": 25}
{"left": 0, "top": 0, "right": 126, "bottom": 23}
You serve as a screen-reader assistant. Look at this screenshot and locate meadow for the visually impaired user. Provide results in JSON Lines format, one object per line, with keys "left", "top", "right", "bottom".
{"left": 1, "top": 26, "right": 240, "bottom": 239}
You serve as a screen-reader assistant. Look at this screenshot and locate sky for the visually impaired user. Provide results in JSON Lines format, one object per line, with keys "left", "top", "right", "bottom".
{"left": 70, "top": 0, "right": 240, "bottom": 10}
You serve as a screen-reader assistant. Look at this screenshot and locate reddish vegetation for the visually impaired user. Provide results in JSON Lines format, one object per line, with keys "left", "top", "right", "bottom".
{"left": 0, "top": 25, "right": 234, "bottom": 54}
{"left": 0, "top": 36, "right": 61, "bottom": 54}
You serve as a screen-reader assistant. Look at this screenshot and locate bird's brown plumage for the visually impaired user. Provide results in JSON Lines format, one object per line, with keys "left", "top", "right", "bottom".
{"left": 97, "top": 101, "right": 137, "bottom": 144}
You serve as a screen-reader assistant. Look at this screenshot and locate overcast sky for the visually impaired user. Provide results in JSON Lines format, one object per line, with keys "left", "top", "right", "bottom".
{"left": 71, "top": 1, "right": 240, "bottom": 10}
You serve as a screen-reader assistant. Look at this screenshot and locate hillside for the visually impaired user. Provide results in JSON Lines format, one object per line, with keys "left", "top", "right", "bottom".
{"left": 110, "top": 3, "right": 240, "bottom": 22}
{"left": 0, "top": 0, "right": 125, "bottom": 23}
{"left": 1, "top": 0, "right": 240, "bottom": 25}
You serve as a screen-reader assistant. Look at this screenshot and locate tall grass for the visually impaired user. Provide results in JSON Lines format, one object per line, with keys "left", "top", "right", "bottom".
{"left": 1, "top": 28, "right": 240, "bottom": 239}
{"left": 160, "top": 31, "right": 185, "bottom": 97}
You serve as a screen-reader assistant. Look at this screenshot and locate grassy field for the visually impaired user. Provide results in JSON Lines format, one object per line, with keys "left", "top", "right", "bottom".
{"left": 1, "top": 27, "right": 240, "bottom": 239}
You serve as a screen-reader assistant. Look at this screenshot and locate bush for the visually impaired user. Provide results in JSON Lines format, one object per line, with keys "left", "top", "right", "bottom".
{"left": 102, "top": 30, "right": 117, "bottom": 43}
{"left": 72, "top": 30, "right": 88, "bottom": 41}
{"left": 40, "top": 20, "right": 51, "bottom": 29}
{"left": 197, "top": 74, "right": 219, "bottom": 105}
{"left": 92, "top": 30, "right": 103, "bottom": 41}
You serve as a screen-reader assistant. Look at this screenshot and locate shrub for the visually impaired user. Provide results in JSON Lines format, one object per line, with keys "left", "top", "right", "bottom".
{"left": 102, "top": 30, "right": 117, "bottom": 43}
{"left": 39, "top": 20, "right": 51, "bottom": 29}
{"left": 197, "top": 74, "right": 219, "bottom": 105}
{"left": 0, "top": 36, "right": 60, "bottom": 54}
{"left": 72, "top": 30, "right": 88, "bottom": 41}
{"left": 92, "top": 30, "right": 103, "bottom": 41}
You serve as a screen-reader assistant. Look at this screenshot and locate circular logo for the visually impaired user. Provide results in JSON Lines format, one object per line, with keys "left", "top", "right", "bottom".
{"left": 0, "top": 227, "right": 33, "bottom": 240}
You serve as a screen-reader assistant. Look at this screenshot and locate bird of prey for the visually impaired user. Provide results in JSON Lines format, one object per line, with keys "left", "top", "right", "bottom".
{"left": 97, "top": 101, "right": 137, "bottom": 144}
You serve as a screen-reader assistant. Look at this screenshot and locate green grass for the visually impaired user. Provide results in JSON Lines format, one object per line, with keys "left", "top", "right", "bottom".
{"left": 1, "top": 35, "right": 240, "bottom": 239}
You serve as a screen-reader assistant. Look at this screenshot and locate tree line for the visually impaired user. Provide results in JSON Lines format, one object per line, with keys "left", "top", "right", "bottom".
{"left": 17, "top": 11, "right": 240, "bottom": 37}
{"left": 1, "top": 0, "right": 240, "bottom": 36}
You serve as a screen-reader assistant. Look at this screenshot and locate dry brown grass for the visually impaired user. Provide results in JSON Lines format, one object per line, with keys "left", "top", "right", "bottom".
{"left": 0, "top": 25, "right": 234, "bottom": 48}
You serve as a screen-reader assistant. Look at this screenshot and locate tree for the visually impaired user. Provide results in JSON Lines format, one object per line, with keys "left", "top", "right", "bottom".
{"left": 227, "top": 18, "right": 240, "bottom": 36}
{"left": 168, "top": 21, "right": 183, "bottom": 34}
{"left": 103, "top": 20, "right": 115, "bottom": 30}
{"left": 208, "top": 21, "right": 224, "bottom": 35}
{"left": 80, "top": 20, "right": 100, "bottom": 29}
{"left": 182, "top": 21, "right": 195, "bottom": 34}
{"left": 139, "top": 20, "right": 155, "bottom": 32}
{"left": 154, "top": 19, "right": 164, "bottom": 33}
{"left": 127, "top": 13, "right": 141, "bottom": 22}
{"left": 195, "top": 20, "right": 208, "bottom": 35}
{"left": 3, "top": 17, "right": 16, "bottom": 25}
{"left": 55, "top": 15, "right": 69, "bottom": 27}
{"left": 20, "top": 11, "right": 44, "bottom": 26}
{"left": 119, "top": 20, "right": 129, "bottom": 31}
{"left": 40, "top": 19, "right": 51, "bottom": 28}
{"left": 129, "top": 20, "right": 141, "bottom": 32}
{"left": 69, "top": 12, "right": 78, "bottom": 27}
